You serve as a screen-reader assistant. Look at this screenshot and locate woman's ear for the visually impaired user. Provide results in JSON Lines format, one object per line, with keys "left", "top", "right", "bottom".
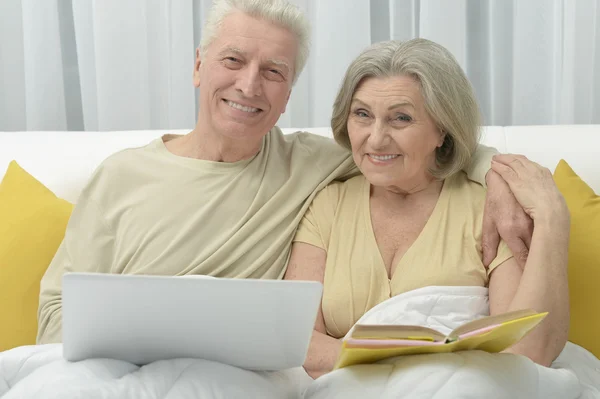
{"left": 437, "top": 129, "right": 447, "bottom": 147}
{"left": 193, "top": 47, "right": 202, "bottom": 88}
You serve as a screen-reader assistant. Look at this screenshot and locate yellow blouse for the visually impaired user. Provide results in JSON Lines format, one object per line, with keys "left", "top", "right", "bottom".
{"left": 293, "top": 172, "right": 513, "bottom": 338}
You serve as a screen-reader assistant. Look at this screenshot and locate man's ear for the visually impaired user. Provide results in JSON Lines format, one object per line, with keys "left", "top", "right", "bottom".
{"left": 193, "top": 47, "right": 202, "bottom": 88}
{"left": 281, "top": 90, "right": 292, "bottom": 113}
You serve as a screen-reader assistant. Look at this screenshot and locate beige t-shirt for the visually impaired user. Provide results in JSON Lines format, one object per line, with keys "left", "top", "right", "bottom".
{"left": 293, "top": 172, "right": 513, "bottom": 338}
{"left": 37, "top": 128, "right": 356, "bottom": 344}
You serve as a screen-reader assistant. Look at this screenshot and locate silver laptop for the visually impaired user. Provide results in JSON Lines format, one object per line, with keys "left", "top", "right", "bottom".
{"left": 62, "top": 272, "right": 322, "bottom": 371}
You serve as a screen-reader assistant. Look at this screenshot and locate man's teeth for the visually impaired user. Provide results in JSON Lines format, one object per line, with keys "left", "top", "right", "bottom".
{"left": 369, "top": 154, "right": 399, "bottom": 161}
{"left": 226, "top": 101, "right": 259, "bottom": 113}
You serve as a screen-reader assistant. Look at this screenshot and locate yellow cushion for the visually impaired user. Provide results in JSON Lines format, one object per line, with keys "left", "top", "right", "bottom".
{"left": 0, "top": 161, "right": 73, "bottom": 351}
{"left": 553, "top": 159, "right": 600, "bottom": 358}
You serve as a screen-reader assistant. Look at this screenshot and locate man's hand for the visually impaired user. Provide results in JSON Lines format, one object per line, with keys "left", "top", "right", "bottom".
{"left": 482, "top": 167, "right": 534, "bottom": 268}
{"left": 490, "top": 154, "right": 569, "bottom": 224}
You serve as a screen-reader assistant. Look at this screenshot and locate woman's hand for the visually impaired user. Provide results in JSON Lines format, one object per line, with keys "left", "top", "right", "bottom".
{"left": 482, "top": 170, "right": 534, "bottom": 267}
{"left": 490, "top": 154, "right": 569, "bottom": 225}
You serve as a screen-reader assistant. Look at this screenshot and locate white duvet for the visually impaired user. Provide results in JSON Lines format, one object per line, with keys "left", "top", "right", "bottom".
{"left": 0, "top": 345, "right": 311, "bottom": 398}
{"left": 1, "top": 286, "right": 599, "bottom": 399}
{"left": 305, "top": 286, "right": 600, "bottom": 399}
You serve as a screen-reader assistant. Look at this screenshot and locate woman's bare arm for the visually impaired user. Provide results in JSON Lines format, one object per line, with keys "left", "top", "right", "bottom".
{"left": 284, "top": 242, "right": 342, "bottom": 379}
{"left": 488, "top": 218, "right": 570, "bottom": 366}
{"left": 488, "top": 155, "right": 570, "bottom": 367}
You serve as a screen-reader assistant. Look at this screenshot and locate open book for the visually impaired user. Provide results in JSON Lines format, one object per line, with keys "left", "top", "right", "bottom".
{"left": 334, "top": 309, "right": 547, "bottom": 369}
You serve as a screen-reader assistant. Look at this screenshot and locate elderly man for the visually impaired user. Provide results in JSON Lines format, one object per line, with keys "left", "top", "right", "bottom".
{"left": 37, "top": 0, "right": 531, "bottom": 344}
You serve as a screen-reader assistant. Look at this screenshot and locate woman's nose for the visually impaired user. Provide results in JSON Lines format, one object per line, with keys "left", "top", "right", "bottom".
{"left": 367, "top": 122, "right": 391, "bottom": 149}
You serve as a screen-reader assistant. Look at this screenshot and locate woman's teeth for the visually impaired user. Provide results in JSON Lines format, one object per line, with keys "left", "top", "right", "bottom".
{"left": 368, "top": 154, "right": 399, "bottom": 161}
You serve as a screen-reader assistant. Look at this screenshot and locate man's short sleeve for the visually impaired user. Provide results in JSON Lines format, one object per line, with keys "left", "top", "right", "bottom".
{"left": 37, "top": 195, "right": 115, "bottom": 344}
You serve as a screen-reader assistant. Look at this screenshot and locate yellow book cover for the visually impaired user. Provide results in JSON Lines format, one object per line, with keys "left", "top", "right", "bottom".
{"left": 334, "top": 309, "right": 547, "bottom": 369}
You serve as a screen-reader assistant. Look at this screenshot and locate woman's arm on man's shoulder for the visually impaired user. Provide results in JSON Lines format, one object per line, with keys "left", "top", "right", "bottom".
{"left": 487, "top": 154, "right": 570, "bottom": 367}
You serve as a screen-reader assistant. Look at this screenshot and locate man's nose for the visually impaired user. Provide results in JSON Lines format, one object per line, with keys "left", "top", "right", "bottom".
{"left": 236, "top": 66, "right": 262, "bottom": 97}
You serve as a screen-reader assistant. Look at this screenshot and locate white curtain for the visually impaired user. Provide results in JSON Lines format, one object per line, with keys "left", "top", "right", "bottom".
{"left": 1, "top": 0, "right": 599, "bottom": 132}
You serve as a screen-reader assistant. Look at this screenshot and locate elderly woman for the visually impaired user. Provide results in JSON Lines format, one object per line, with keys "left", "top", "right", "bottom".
{"left": 284, "top": 38, "right": 570, "bottom": 379}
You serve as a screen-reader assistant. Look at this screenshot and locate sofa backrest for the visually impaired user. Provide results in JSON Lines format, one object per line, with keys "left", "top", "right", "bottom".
{"left": 1, "top": 125, "right": 599, "bottom": 203}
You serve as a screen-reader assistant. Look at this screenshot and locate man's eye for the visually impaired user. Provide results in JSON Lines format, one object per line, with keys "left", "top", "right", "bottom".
{"left": 266, "top": 69, "right": 286, "bottom": 81}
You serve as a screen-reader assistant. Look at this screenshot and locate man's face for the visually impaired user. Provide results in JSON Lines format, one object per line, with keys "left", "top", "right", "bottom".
{"left": 194, "top": 12, "right": 297, "bottom": 142}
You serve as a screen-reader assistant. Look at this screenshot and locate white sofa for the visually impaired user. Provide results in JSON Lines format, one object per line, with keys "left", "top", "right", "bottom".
{"left": 2, "top": 125, "right": 600, "bottom": 202}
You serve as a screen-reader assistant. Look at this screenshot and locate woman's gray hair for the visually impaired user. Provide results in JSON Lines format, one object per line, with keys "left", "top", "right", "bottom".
{"left": 200, "top": 0, "right": 310, "bottom": 86}
{"left": 331, "top": 38, "right": 481, "bottom": 180}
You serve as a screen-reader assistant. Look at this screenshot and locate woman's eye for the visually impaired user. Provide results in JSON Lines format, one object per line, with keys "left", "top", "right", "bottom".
{"left": 395, "top": 114, "right": 412, "bottom": 122}
{"left": 354, "top": 110, "right": 369, "bottom": 118}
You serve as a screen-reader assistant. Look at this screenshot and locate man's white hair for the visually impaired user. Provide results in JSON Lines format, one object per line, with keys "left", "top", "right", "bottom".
{"left": 200, "top": 0, "right": 310, "bottom": 85}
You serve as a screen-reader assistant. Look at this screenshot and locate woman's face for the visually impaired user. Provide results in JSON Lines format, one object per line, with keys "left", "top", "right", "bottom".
{"left": 347, "top": 75, "right": 446, "bottom": 194}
